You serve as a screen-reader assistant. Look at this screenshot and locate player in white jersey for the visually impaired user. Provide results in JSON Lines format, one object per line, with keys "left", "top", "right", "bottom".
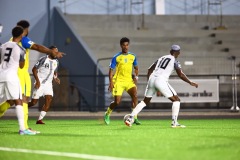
{"left": 28, "top": 45, "right": 60, "bottom": 124}
{"left": 0, "top": 26, "right": 35, "bottom": 135}
{"left": 125, "top": 45, "right": 198, "bottom": 128}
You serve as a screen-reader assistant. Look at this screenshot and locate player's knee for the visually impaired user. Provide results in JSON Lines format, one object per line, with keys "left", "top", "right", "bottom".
{"left": 46, "top": 96, "right": 52, "bottom": 103}
{"left": 169, "top": 95, "right": 180, "bottom": 102}
{"left": 175, "top": 96, "right": 180, "bottom": 102}
{"left": 116, "top": 101, "right": 121, "bottom": 105}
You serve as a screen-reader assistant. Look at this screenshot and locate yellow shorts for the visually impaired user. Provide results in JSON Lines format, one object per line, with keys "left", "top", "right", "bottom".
{"left": 18, "top": 69, "right": 31, "bottom": 97}
{"left": 112, "top": 80, "right": 136, "bottom": 96}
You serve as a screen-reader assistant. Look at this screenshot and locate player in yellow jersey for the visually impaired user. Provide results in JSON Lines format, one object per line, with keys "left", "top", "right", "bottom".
{"left": 0, "top": 20, "right": 64, "bottom": 133}
{"left": 104, "top": 37, "right": 141, "bottom": 125}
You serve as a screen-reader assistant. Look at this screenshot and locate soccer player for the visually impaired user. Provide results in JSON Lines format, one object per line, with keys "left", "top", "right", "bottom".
{"left": 125, "top": 45, "right": 198, "bottom": 128}
{"left": 28, "top": 45, "right": 60, "bottom": 124}
{"left": 0, "top": 26, "right": 35, "bottom": 135}
{"left": 104, "top": 37, "right": 140, "bottom": 125}
{"left": 0, "top": 20, "right": 64, "bottom": 132}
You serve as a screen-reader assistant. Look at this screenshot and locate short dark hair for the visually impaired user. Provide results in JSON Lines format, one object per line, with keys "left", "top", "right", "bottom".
{"left": 12, "top": 26, "right": 24, "bottom": 38}
{"left": 17, "top": 20, "right": 30, "bottom": 29}
{"left": 120, "top": 37, "right": 130, "bottom": 45}
{"left": 49, "top": 45, "right": 57, "bottom": 49}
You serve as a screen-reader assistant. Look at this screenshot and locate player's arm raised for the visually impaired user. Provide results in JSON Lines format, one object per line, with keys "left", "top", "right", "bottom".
{"left": 31, "top": 44, "right": 64, "bottom": 58}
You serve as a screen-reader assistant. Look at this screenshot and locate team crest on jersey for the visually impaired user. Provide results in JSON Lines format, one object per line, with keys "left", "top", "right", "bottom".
{"left": 28, "top": 41, "right": 34, "bottom": 45}
{"left": 45, "top": 63, "right": 49, "bottom": 69}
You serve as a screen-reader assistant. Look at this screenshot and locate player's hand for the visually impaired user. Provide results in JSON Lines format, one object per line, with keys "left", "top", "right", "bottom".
{"left": 52, "top": 50, "right": 65, "bottom": 58}
{"left": 54, "top": 78, "right": 60, "bottom": 85}
{"left": 35, "top": 81, "right": 40, "bottom": 89}
{"left": 190, "top": 82, "right": 198, "bottom": 88}
{"left": 108, "top": 82, "right": 114, "bottom": 92}
{"left": 133, "top": 76, "right": 138, "bottom": 85}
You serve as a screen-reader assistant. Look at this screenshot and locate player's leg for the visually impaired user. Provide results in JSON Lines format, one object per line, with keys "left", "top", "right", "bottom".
{"left": 0, "top": 83, "right": 11, "bottom": 117}
{"left": 0, "top": 102, "right": 11, "bottom": 117}
{"left": 22, "top": 95, "right": 30, "bottom": 129}
{"left": 168, "top": 95, "right": 185, "bottom": 128}
{"left": 104, "top": 81, "right": 124, "bottom": 125}
{"left": 23, "top": 71, "right": 32, "bottom": 129}
{"left": 125, "top": 78, "right": 155, "bottom": 126}
{"left": 158, "top": 81, "right": 184, "bottom": 128}
{"left": 5, "top": 80, "right": 35, "bottom": 135}
{"left": 104, "top": 96, "right": 122, "bottom": 125}
{"left": 13, "top": 99, "right": 36, "bottom": 135}
{"left": 13, "top": 99, "right": 26, "bottom": 132}
{"left": 28, "top": 98, "right": 39, "bottom": 107}
{"left": 18, "top": 69, "right": 29, "bottom": 129}
{"left": 127, "top": 85, "right": 141, "bottom": 125}
{"left": 36, "top": 95, "right": 52, "bottom": 124}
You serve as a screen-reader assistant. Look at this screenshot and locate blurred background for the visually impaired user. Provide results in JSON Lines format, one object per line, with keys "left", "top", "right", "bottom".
{"left": 0, "top": 0, "right": 239, "bottom": 112}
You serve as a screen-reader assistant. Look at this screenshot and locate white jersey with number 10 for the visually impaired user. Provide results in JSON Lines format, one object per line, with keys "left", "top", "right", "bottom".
{"left": 149, "top": 54, "right": 181, "bottom": 81}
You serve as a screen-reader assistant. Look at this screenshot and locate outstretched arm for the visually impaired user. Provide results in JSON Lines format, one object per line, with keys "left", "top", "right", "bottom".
{"left": 31, "top": 44, "right": 64, "bottom": 58}
{"left": 176, "top": 69, "right": 198, "bottom": 88}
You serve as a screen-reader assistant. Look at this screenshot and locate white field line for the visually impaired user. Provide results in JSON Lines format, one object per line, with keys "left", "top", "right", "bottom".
{"left": 0, "top": 147, "right": 141, "bottom": 160}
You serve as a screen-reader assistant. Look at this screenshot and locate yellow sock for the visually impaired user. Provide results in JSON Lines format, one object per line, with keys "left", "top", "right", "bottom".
{"left": 23, "top": 103, "right": 29, "bottom": 129}
{"left": 105, "top": 107, "right": 112, "bottom": 115}
{"left": 0, "top": 102, "right": 11, "bottom": 117}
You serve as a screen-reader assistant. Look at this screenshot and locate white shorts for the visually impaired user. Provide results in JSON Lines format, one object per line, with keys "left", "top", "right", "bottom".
{"left": 144, "top": 76, "right": 177, "bottom": 98}
{"left": 32, "top": 83, "right": 53, "bottom": 99}
{"left": 0, "top": 80, "right": 22, "bottom": 102}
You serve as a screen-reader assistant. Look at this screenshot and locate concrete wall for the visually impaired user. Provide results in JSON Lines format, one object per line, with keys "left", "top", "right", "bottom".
{"left": 0, "top": 0, "right": 105, "bottom": 110}
{"left": 53, "top": 8, "right": 105, "bottom": 109}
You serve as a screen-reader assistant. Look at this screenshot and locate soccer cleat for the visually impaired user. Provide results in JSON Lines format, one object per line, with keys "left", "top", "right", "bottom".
{"left": 36, "top": 120, "right": 45, "bottom": 124}
{"left": 104, "top": 113, "right": 110, "bottom": 125}
{"left": 133, "top": 118, "right": 141, "bottom": 125}
{"left": 19, "top": 129, "right": 36, "bottom": 135}
{"left": 171, "top": 122, "right": 186, "bottom": 128}
{"left": 28, "top": 128, "right": 41, "bottom": 134}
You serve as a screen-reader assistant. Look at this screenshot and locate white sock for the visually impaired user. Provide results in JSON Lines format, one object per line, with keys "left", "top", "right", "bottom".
{"left": 38, "top": 111, "right": 47, "bottom": 120}
{"left": 131, "top": 101, "right": 146, "bottom": 117}
{"left": 15, "top": 105, "right": 25, "bottom": 131}
{"left": 172, "top": 101, "right": 180, "bottom": 124}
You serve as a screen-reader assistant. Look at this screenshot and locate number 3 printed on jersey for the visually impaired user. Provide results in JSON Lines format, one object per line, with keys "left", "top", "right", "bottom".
{"left": 4, "top": 48, "right": 12, "bottom": 62}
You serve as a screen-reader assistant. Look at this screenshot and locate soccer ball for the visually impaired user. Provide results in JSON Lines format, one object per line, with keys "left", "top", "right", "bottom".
{"left": 123, "top": 114, "right": 134, "bottom": 126}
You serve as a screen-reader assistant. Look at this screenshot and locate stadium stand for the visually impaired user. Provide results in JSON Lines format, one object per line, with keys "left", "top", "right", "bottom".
{"left": 62, "top": 14, "right": 240, "bottom": 110}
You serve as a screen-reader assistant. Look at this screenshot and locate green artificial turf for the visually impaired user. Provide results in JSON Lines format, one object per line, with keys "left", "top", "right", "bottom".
{"left": 0, "top": 119, "right": 240, "bottom": 160}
